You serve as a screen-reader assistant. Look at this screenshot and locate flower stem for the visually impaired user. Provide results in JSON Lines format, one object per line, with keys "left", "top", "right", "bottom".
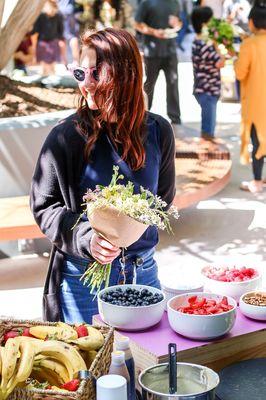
{"left": 80, "top": 262, "right": 112, "bottom": 296}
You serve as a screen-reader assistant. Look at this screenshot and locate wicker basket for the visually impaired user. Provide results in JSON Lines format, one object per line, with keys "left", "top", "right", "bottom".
{"left": 0, "top": 318, "right": 114, "bottom": 400}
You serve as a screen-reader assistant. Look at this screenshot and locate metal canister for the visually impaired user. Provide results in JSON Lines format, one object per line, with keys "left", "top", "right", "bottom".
{"left": 139, "top": 362, "right": 219, "bottom": 400}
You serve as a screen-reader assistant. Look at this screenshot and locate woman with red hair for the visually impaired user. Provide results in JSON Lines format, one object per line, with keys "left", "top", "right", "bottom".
{"left": 30, "top": 28, "right": 176, "bottom": 323}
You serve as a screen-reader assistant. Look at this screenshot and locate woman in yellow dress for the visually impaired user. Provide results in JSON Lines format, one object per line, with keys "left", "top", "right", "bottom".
{"left": 234, "top": 3, "right": 266, "bottom": 193}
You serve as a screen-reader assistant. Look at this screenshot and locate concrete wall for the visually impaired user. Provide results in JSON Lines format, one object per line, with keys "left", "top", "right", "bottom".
{"left": 0, "top": 109, "right": 74, "bottom": 197}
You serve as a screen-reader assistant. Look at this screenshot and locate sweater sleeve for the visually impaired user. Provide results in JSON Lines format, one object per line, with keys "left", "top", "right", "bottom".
{"left": 234, "top": 39, "right": 251, "bottom": 81}
{"left": 30, "top": 124, "right": 93, "bottom": 260}
{"left": 156, "top": 117, "right": 176, "bottom": 208}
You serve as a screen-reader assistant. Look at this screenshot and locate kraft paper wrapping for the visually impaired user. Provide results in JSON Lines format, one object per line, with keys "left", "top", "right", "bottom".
{"left": 88, "top": 206, "right": 148, "bottom": 247}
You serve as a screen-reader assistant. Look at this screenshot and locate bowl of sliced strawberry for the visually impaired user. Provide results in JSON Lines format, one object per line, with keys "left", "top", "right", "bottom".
{"left": 167, "top": 293, "right": 237, "bottom": 340}
{"left": 201, "top": 266, "right": 262, "bottom": 302}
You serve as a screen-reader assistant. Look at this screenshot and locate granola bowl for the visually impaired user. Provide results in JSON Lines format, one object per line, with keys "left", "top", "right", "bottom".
{"left": 239, "top": 291, "right": 266, "bottom": 321}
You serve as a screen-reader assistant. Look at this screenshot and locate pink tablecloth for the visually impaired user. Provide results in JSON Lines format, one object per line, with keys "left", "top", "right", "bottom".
{"left": 104, "top": 309, "right": 265, "bottom": 357}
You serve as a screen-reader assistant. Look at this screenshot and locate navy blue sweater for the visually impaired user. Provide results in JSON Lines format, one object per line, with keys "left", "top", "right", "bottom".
{"left": 30, "top": 111, "right": 176, "bottom": 320}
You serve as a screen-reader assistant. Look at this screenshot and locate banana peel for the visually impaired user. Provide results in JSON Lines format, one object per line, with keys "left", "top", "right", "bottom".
{"left": 67, "top": 326, "right": 104, "bottom": 350}
{"left": 82, "top": 350, "right": 97, "bottom": 369}
{"left": 50, "top": 386, "right": 69, "bottom": 393}
{"left": 29, "top": 323, "right": 78, "bottom": 341}
{"left": 34, "top": 356, "right": 69, "bottom": 383}
{"left": 31, "top": 367, "right": 61, "bottom": 387}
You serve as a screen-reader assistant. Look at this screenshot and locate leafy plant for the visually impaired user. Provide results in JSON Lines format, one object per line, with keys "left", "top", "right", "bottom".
{"left": 202, "top": 18, "right": 235, "bottom": 51}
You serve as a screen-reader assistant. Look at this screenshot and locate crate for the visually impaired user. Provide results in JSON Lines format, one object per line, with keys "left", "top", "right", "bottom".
{"left": 0, "top": 318, "right": 114, "bottom": 400}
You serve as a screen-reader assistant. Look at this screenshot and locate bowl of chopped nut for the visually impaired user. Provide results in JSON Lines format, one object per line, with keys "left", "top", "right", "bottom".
{"left": 239, "top": 291, "right": 266, "bottom": 321}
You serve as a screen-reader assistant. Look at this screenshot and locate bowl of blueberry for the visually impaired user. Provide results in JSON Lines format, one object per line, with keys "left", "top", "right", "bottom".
{"left": 97, "top": 284, "right": 166, "bottom": 331}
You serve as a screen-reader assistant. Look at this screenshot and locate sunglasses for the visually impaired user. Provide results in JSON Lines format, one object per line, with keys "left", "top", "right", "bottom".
{"left": 67, "top": 64, "right": 99, "bottom": 82}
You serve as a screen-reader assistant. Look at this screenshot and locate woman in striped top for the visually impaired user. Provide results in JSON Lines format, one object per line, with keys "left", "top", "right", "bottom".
{"left": 191, "top": 7, "right": 225, "bottom": 139}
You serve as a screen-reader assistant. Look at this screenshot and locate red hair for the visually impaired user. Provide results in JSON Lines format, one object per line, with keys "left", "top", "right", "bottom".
{"left": 77, "top": 28, "right": 146, "bottom": 170}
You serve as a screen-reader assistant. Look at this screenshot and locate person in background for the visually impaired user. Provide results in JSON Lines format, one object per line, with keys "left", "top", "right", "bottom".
{"left": 224, "top": 0, "right": 251, "bottom": 33}
{"left": 32, "top": 0, "right": 64, "bottom": 76}
{"left": 235, "top": 3, "right": 266, "bottom": 193}
{"left": 30, "top": 28, "right": 176, "bottom": 323}
{"left": 191, "top": 6, "right": 225, "bottom": 140}
{"left": 135, "top": 0, "right": 182, "bottom": 132}
{"left": 13, "top": 33, "right": 34, "bottom": 74}
{"left": 92, "top": 0, "right": 135, "bottom": 35}
{"left": 57, "top": 0, "right": 80, "bottom": 65}
{"left": 200, "top": 0, "right": 224, "bottom": 19}
{"left": 176, "top": 0, "right": 193, "bottom": 51}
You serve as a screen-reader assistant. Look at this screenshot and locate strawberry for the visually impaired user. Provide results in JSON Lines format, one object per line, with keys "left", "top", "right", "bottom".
{"left": 22, "top": 328, "right": 34, "bottom": 337}
{"left": 76, "top": 325, "right": 88, "bottom": 338}
{"left": 188, "top": 295, "right": 197, "bottom": 304}
{"left": 221, "top": 296, "right": 228, "bottom": 306}
{"left": 3, "top": 330, "right": 19, "bottom": 342}
{"left": 61, "top": 379, "right": 80, "bottom": 391}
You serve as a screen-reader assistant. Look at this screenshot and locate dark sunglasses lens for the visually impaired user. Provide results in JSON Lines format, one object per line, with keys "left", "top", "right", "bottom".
{"left": 92, "top": 68, "right": 99, "bottom": 81}
{"left": 73, "top": 69, "right": 85, "bottom": 81}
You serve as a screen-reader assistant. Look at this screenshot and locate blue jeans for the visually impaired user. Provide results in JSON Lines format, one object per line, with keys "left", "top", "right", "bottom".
{"left": 195, "top": 93, "right": 219, "bottom": 137}
{"left": 59, "top": 248, "right": 160, "bottom": 324}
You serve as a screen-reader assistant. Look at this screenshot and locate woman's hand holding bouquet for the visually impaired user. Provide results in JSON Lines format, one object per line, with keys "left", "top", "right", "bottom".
{"left": 90, "top": 233, "right": 121, "bottom": 266}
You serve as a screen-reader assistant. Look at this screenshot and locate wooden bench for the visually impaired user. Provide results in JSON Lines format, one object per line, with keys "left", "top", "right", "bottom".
{"left": 0, "top": 138, "right": 231, "bottom": 242}
{"left": 174, "top": 137, "right": 231, "bottom": 209}
{"left": 0, "top": 196, "right": 44, "bottom": 241}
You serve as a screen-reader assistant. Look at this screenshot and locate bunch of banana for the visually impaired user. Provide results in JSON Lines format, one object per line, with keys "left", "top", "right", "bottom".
{"left": 38, "top": 340, "right": 86, "bottom": 379}
{"left": 0, "top": 334, "right": 87, "bottom": 400}
{"left": 67, "top": 325, "right": 104, "bottom": 350}
{"left": 0, "top": 322, "right": 105, "bottom": 399}
{"left": 33, "top": 355, "right": 69, "bottom": 384}
{"left": 3, "top": 337, "right": 39, "bottom": 399}
{"left": 29, "top": 322, "right": 78, "bottom": 341}
{"left": 0, "top": 339, "right": 20, "bottom": 391}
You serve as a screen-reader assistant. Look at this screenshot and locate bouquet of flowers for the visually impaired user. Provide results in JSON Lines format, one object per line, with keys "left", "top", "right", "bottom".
{"left": 202, "top": 18, "right": 235, "bottom": 53}
{"left": 80, "top": 166, "right": 179, "bottom": 294}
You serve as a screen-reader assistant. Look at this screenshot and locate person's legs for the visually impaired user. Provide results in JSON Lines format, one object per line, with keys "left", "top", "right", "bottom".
{"left": 251, "top": 124, "right": 264, "bottom": 181}
{"left": 144, "top": 57, "right": 161, "bottom": 109}
{"left": 162, "top": 55, "right": 181, "bottom": 124}
{"left": 240, "top": 124, "right": 264, "bottom": 193}
{"left": 59, "top": 256, "right": 123, "bottom": 324}
{"left": 176, "top": 11, "right": 188, "bottom": 51}
{"left": 195, "top": 93, "right": 218, "bottom": 138}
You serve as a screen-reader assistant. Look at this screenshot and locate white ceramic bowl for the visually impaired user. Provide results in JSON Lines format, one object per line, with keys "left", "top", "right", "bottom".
{"left": 201, "top": 266, "right": 262, "bottom": 302}
{"left": 98, "top": 284, "right": 166, "bottom": 331}
{"left": 161, "top": 283, "right": 204, "bottom": 311}
{"left": 167, "top": 292, "right": 237, "bottom": 340}
{"left": 239, "top": 291, "right": 266, "bottom": 321}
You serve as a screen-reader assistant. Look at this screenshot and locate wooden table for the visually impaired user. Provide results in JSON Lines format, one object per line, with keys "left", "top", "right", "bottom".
{"left": 0, "top": 196, "right": 44, "bottom": 241}
{"left": 93, "top": 310, "right": 266, "bottom": 375}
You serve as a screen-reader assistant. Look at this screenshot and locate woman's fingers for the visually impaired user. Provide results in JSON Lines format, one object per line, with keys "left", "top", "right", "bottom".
{"left": 93, "top": 251, "right": 119, "bottom": 265}
{"left": 96, "top": 237, "right": 120, "bottom": 252}
{"left": 90, "top": 233, "right": 121, "bottom": 263}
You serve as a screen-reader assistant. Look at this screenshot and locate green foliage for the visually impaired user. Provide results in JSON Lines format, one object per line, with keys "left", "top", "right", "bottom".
{"left": 202, "top": 18, "right": 235, "bottom": 50}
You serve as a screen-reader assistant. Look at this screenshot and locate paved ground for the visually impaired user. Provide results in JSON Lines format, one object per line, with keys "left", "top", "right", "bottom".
{"left": 0, "top": 41, "right": 265, "bottom": 318}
